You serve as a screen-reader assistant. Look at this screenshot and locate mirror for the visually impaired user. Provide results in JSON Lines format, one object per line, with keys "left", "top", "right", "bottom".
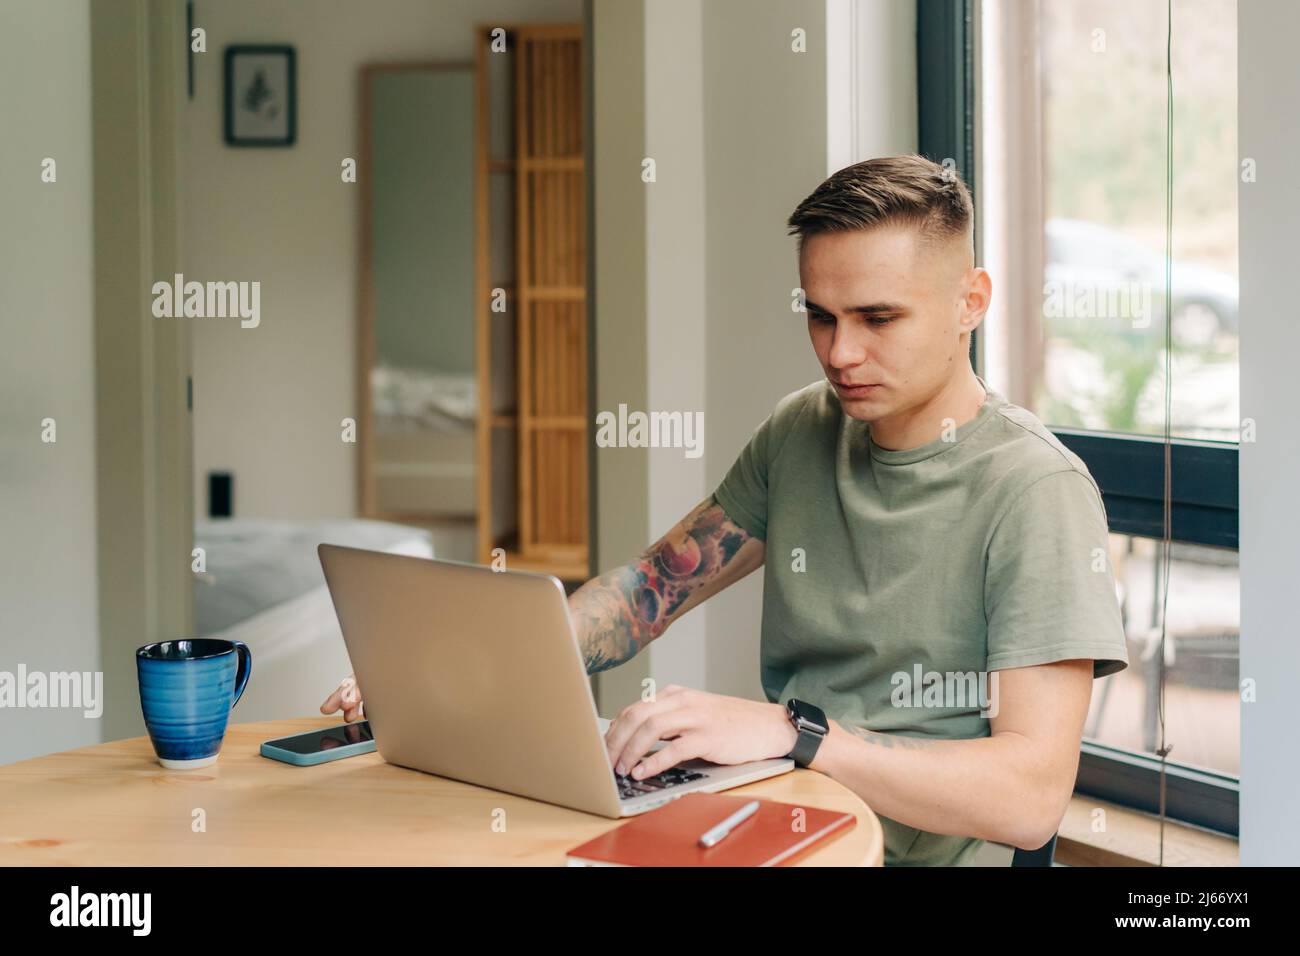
{"left": 360, "top": 63, "right": 477, "bottom": 520}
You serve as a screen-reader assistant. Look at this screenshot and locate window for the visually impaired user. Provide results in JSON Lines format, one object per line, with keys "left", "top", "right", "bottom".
{"left": 920, "top": 0, "right": 1240, "bottom": 834}
{"left": 1090, "top": 534, "right": 1239, "bottom": 777}
{"left": 1037, "top": 0, "right": 1239, "bottom": 443}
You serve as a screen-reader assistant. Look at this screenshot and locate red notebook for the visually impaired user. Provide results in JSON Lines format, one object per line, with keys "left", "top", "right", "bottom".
{"left": 566, "top": 792, "right": 856, "bottom": 867}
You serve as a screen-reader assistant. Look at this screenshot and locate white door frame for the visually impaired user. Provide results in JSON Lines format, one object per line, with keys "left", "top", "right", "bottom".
{"left": 90, "top": 0, "right": 194, "bottom": 742}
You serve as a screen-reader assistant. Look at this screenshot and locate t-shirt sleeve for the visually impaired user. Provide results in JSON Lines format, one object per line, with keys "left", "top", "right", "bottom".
{"left": 984, "top": 469, "right": 1130, "bottom": 678}
{"left": 711, "top": 411, "right": 774, "bottom": 541}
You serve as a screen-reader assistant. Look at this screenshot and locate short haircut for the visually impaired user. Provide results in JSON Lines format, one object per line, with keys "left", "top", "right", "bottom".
{"left": 786, "top": 154, "right": 974, "bottom": 256}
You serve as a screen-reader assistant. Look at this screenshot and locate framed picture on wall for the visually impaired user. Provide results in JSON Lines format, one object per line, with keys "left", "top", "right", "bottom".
{"left": 224, "top": 45, "right": 296, "bottom": 147}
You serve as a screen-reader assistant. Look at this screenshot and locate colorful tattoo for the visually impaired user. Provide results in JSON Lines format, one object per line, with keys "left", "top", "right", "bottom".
{"left": 571, "top": 495, "right": 752, "bottom": 674}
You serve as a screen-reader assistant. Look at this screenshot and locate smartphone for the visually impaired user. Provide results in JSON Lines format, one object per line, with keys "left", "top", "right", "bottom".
{"left": 260, "top": 721, "right": 377, "bottom": 766}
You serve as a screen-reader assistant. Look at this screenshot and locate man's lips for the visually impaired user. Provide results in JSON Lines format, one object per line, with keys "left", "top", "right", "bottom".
{"left": 832, "top": 379, "right": 881, "bottom": 390}
{"left": 831, "top": 380, "right": 883, "bottom": 399}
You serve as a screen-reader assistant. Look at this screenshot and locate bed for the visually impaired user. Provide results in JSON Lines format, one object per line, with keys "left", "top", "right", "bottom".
{"left": 193, "top": 518, "right": 435, "bottom": 723}
{"left": 370, "top": 364, "right": 477, "bottom": 516}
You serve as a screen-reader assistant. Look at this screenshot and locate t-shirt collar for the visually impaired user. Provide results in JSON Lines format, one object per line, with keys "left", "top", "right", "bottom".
{"left": 864, "top": 375, "right": 1001, "bottom": 465}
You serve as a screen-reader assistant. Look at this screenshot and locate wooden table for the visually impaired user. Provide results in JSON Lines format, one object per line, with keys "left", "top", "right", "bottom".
{"left": 0, "top": 717, "right": 884, "bottom": 866}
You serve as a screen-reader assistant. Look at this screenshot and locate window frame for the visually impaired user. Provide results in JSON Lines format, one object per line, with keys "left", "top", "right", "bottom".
{"left": 917, "top": 0, "right": 1240, "bottom": 837}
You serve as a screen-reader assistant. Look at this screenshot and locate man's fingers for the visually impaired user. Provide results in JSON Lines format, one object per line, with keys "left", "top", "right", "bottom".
{"left": 603, "top": 702, "right": 655, "bottom": 770}
{"left": 321, "top": 675, "right": 358, "bottom": 716}
{"left": 603, "top": 704, "right": 644, "bottom": 763}
{"left": 604, "top": 698, "right": 678, "bottom": 768}
{"left": 613, "top": 710, "right": 694, "bottom": 776}
{"left": 631, "top": 737, "right": 697, "bottom": 779}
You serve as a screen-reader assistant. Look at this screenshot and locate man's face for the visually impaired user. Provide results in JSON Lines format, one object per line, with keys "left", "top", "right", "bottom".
{"left": 798, "top": 225, "right": 985, "bottom": 423}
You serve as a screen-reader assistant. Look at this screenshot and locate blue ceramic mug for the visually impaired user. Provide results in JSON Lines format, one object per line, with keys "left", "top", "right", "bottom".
{"left": 136, "top": 638, "right": 252, "bottom": 769}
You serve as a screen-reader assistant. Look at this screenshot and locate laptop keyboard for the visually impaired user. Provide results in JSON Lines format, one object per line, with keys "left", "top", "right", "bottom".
{"left": 615, "top": 766, "right": 708, "bottom": 800}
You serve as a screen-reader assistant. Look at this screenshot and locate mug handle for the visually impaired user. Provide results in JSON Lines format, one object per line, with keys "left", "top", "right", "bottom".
{"left": 230, "top": 641, "right": 253, "bottom": 708}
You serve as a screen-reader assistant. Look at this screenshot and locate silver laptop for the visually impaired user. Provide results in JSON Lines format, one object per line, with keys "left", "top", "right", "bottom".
{"left": 317, "top": 544, "right": 793, "bottom": 817}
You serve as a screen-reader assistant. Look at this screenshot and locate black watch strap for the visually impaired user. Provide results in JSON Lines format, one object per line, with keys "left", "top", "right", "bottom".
{"left": 785, "top": 699, "right": 828, "bottom": 767}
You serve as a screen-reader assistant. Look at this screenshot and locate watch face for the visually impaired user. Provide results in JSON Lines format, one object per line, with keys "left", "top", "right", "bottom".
{"left": 789, "top": 699, "right": 827, "bottom": 734}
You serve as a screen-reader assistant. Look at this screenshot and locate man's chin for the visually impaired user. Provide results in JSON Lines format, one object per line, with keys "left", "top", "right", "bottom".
{"left": 836, "top": 396, "right": 885, "bottom": 423}
{"left": 831, "top": 385, "right": 886, "bottom": 420}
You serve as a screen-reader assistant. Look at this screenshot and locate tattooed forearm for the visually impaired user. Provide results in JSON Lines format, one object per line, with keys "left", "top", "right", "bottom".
{"left": 570, "top": 565, "right": 653, "bottom": 674}
{"left": 568, "top": 495, "right": 755, "bottom": 675}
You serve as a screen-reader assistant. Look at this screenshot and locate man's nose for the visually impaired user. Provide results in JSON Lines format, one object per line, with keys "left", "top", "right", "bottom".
{"left": 828, "top": 321, "right": 868, "bottom": 368}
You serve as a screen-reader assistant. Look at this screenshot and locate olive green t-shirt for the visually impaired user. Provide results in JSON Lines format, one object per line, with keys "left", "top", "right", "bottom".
{"left": 711, "top": 376, "right": 1129, "bottom": 866}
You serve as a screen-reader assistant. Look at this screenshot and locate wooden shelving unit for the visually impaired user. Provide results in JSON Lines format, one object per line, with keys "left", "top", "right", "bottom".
{"left": 475, "top": 23, "right": 589, "bottom": 583}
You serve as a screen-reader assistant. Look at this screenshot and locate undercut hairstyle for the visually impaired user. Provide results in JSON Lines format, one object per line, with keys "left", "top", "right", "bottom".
{"left": 786, "top": 154, "right": 974, "bottom": 256}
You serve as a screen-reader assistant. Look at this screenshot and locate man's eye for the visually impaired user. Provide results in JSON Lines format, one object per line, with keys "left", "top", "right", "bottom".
{"left": 806, "top": 311, "right": 896, "bottom": 326}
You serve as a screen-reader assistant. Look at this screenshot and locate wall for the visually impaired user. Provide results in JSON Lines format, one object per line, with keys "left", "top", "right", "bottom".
{"left": 1238, "top": 0, "right": 1300, "bottom": 866}
{"left": 185, "top": 0, "right": 580, "bottom": 520}
{"left": 591, "top": 0, "right": 652, "bottom": 710}
{"left": 0, "top": 0, "right": 101, "bottom": 764}
{"left": 91, "top": 0, "right": 195, "bottom": 747}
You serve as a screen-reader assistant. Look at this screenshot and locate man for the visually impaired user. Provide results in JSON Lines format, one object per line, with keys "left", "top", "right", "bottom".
{"left": 324, "top": 154, "right": 1129, "bottom": 866}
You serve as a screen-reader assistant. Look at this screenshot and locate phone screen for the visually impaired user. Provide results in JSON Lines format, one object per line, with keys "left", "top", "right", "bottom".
{"left": 268, "top": 721, "right": 374, "bottom": 754}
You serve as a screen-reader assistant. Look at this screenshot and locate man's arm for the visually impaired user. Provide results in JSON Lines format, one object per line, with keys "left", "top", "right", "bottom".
{"left": 568, "top": 494, "right": 764, "bottom": 674}
{"left": 606, "top": 659, "right": 1093, "bottom": 851}
{"left": 809, "top": 659, "right": 1094, "bottom": 851}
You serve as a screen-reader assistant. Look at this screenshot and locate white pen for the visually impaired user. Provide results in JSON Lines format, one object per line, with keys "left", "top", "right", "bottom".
{"left": 697, "top": 800, "right": 761, "bottom": 848}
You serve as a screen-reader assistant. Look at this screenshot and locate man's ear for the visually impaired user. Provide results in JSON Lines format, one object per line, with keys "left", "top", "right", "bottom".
{"left": 960, "top": 266, "right": 992, "bottom": 333}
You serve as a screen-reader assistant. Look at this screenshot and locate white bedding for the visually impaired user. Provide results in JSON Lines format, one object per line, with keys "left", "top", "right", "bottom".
{"left": 194, "top": 519, "right": 434, "bottom": 724}
{"left": 370, "top": 364, "right": 477, "bottom": 432}
{"left": 368, "top": 365, "right": 479, "bottom": 516}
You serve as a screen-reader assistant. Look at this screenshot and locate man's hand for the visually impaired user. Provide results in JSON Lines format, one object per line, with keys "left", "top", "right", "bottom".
{"left": 319, "top": 674, "right": 364, "bottom": 722}
{"left": 604, "top": 685, "right": 798, "bottom": 779}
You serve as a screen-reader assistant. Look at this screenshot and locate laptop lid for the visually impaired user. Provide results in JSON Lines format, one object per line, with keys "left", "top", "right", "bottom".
{"left": 317, "top": 544, "right": 622, "bottom": 817}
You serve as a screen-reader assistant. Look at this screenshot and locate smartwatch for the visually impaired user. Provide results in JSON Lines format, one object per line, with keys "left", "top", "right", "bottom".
{"left": 784, "top": 698, "right": 829, "bottom": 767}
